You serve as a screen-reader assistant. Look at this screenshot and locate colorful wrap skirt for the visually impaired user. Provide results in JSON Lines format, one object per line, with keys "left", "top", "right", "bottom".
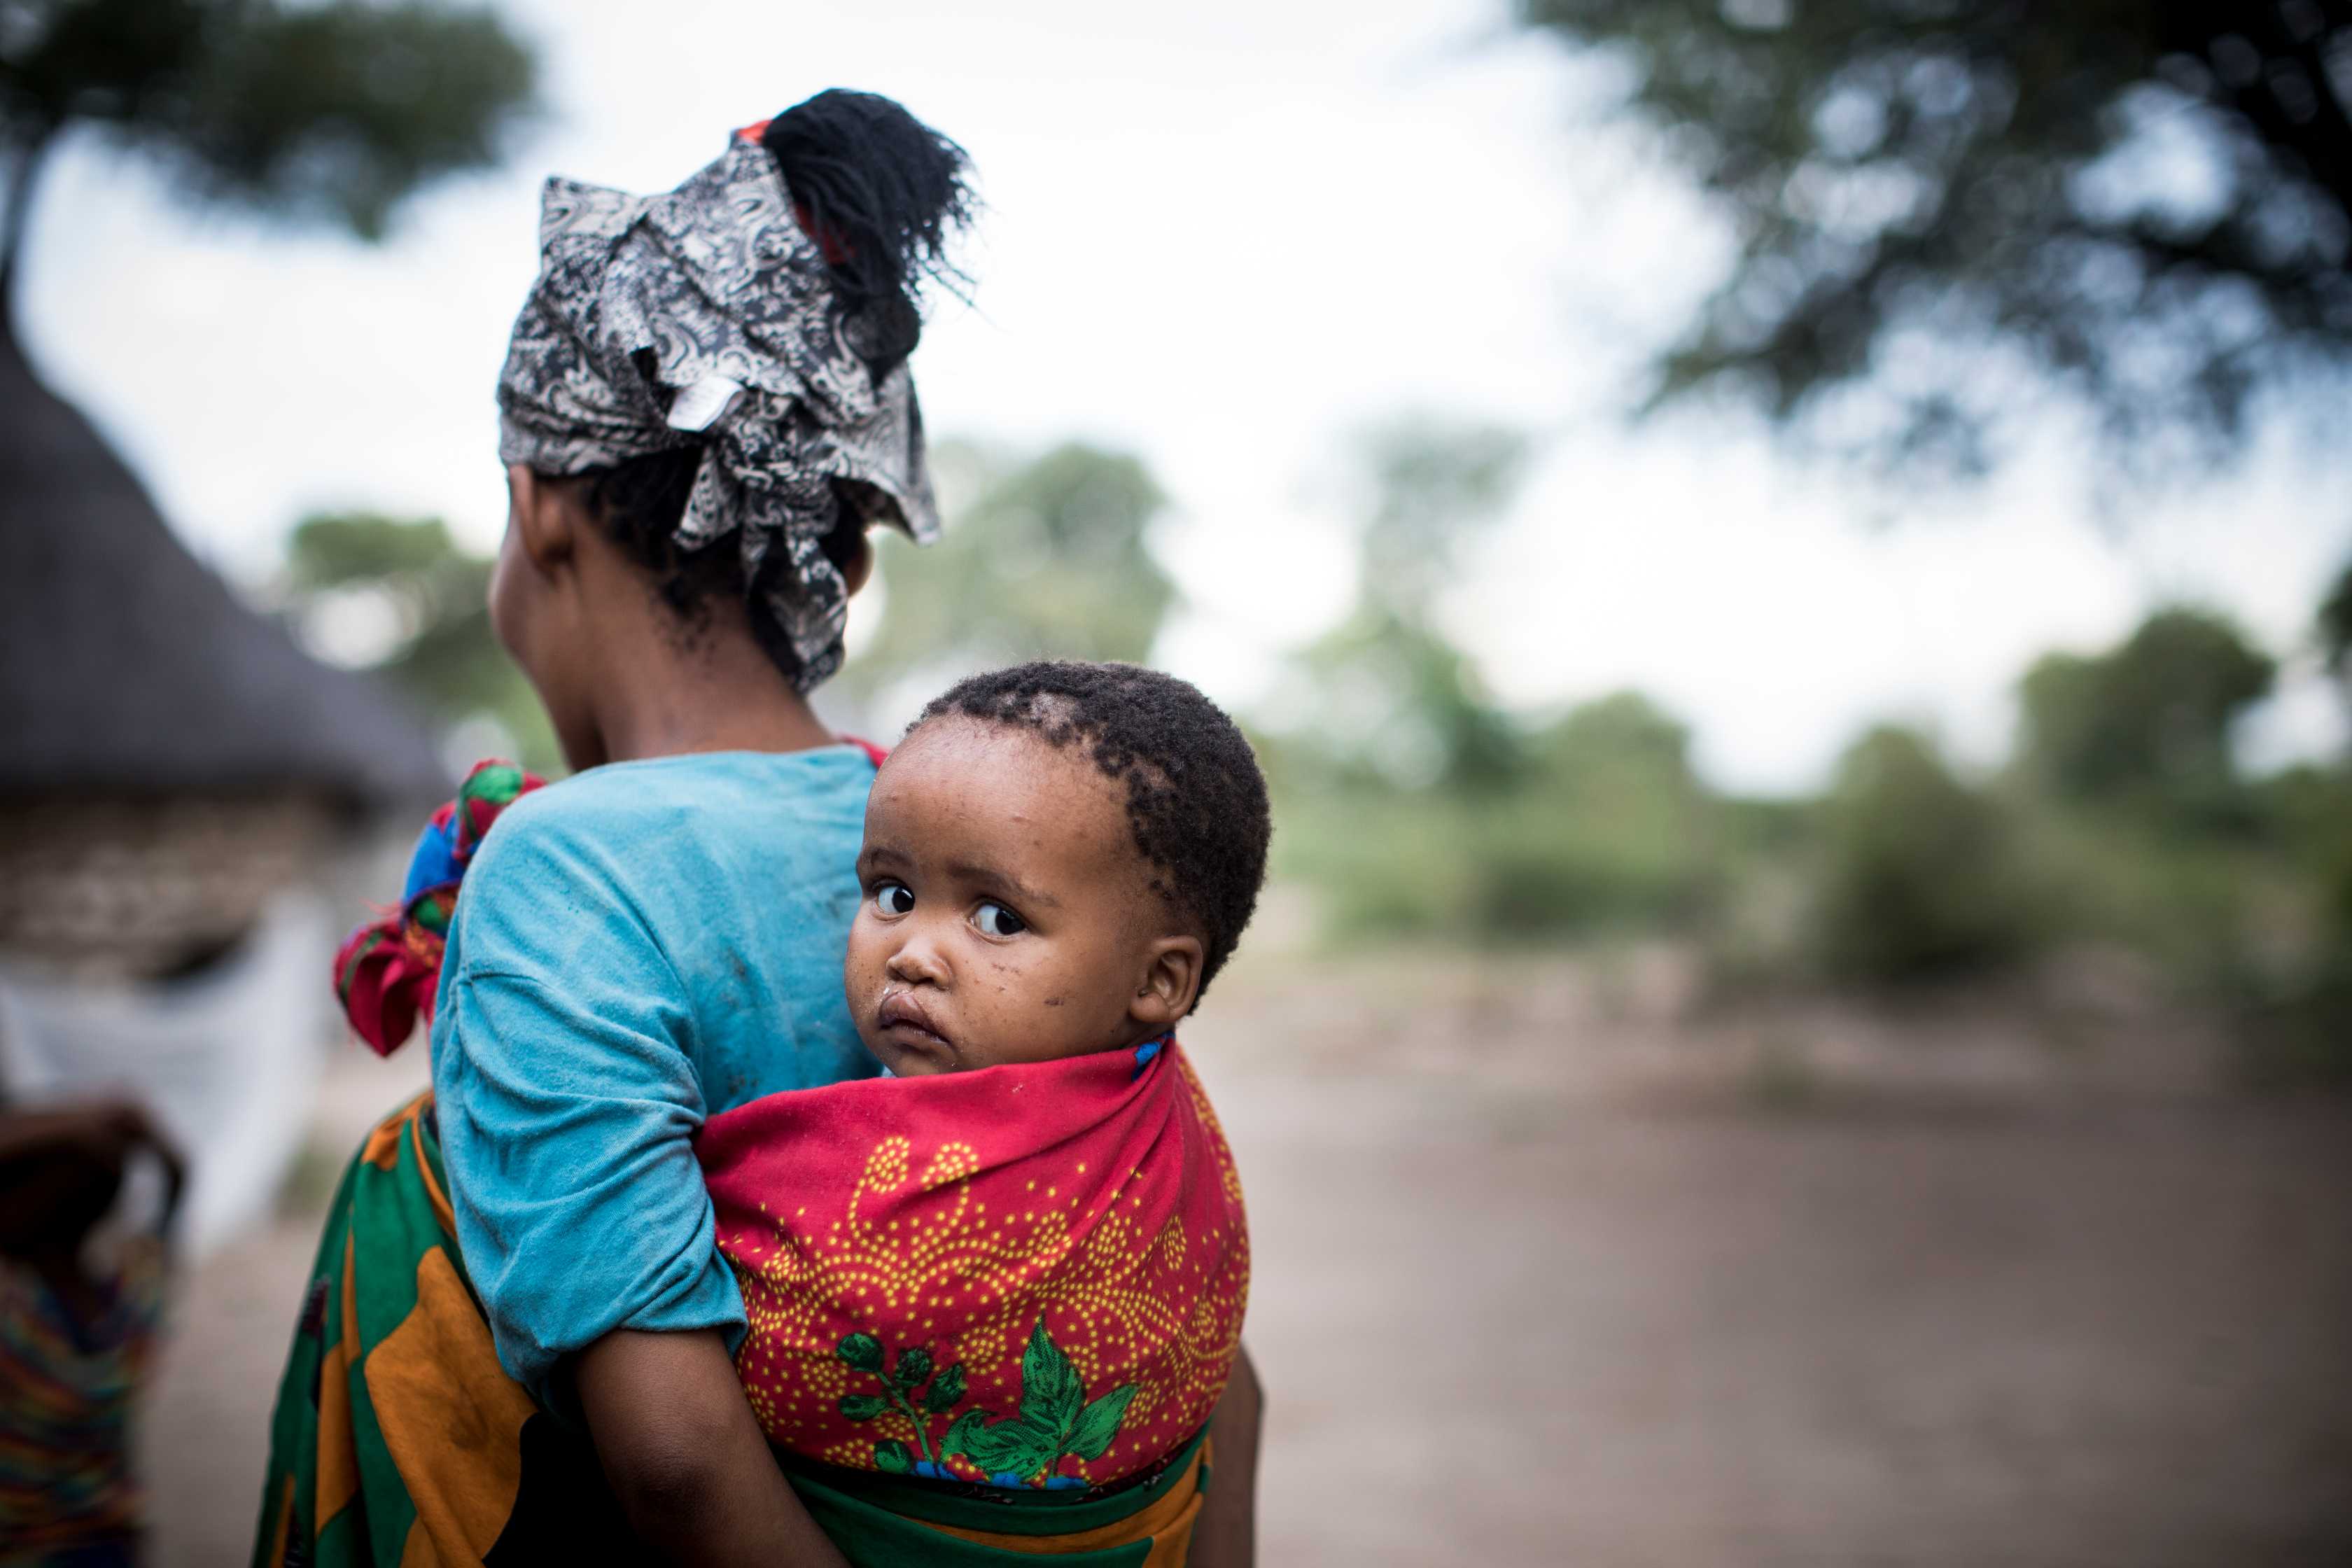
{"left": 252, "top": 1094, "right": 1218, "bottom": 1567}
{"left": 1, "top": 1242, "right": 164, "bottom": 1567}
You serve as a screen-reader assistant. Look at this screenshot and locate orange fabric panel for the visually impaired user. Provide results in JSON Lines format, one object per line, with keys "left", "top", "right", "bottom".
{"left": 265, "top": 1475, "right": 295, "bottom": 1568}
{"left": 408, "top": 1103, "right": 457, "bottom": 1238}
{"left": 364, "top": 1246, "right": 536, "bottom": 1564}
{"left": 315, "top": 1235, "right": 363, "bottom": 1528}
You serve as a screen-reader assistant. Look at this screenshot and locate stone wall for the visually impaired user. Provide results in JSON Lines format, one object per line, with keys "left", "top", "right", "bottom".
{"left": 0, "top": 794, "right": 340, "bottom": 981}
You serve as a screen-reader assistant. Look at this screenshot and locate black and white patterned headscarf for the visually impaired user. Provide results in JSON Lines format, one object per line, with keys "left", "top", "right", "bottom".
{"left": 496, "top": 131, "right": 939, "bottom": 691}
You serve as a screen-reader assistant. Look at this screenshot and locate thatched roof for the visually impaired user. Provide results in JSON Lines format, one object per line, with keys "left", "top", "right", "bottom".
{"left": 0, "top": 321, "right": 450, "bottom": 810}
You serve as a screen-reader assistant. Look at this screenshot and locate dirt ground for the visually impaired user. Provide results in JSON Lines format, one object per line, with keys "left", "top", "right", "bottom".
{"left": 142, "top": 953, "right": 2352, "bottom": 1567}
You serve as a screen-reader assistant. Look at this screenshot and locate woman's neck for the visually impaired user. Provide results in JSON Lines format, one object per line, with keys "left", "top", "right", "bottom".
{"left": 594, "top": 691, "right": 838, "bottom": 765}
{"left": 582, "top": 606, "right": 840, "bottom": 768}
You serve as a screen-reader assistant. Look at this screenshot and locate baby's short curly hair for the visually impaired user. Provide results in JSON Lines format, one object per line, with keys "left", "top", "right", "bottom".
{"left": 912, "top": 661, "right": 1270, "bottom": 1004}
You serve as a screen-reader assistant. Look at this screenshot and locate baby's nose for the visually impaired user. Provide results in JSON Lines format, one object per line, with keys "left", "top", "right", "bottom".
{"left": 886, "top": 932, "right": 950, "bottom": 983}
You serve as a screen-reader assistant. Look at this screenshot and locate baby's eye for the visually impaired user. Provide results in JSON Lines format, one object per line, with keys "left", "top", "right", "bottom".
{"left": 873, "top": 882, "right": 914, "bottom": 917}
{"left": 973, "top": 901, "right": 1027, "bottom": 939}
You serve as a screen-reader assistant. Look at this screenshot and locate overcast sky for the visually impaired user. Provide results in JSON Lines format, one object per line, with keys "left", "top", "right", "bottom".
{"left": 22, "top": 0, "right": 2351, "bottom": 791}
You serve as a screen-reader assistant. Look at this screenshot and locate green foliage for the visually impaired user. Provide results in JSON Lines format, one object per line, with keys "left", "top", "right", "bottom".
{"left": 1282, "top": 606, "right": 1525, "bottom": 792}
{"left": 2246, "top": 762, "right": 2352, "bottom": 1080}
{"left": 1348, "top": 417, "right": 1530, "bottom": 620}
{"left": 285, "top": 511, "right": 465, "bottom": 588}
{"left": 1274, "top": 420, "right": 1530, "bottom": 791}
{"left": 1514, "top": 1, "right": 2352, "bottom": 478}
{"left": 845, "top": 441, "right": 1176, "bottom": 706}
{"left": 2322, "top": 560, "right": 2352, "bottom": 687}
{"left": 276, "top": 512, "right": 558, "bottom": 773}
{"left": 1275, "top": 690, "right": 1722, "bottom": 939}
{"left": 2, "top": 0, "right": 536, "bottom": 264}
{"left": 2017, "top": 606, "right": 2274, "bottom": 822}
{"left": 1808, "top": 727, "right": 2038, "bottom": 983}
{"left": 2011, "top": 802, "right": 2270, "bottom": 989}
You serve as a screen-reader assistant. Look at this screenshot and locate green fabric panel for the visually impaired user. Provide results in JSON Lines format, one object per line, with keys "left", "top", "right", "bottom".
{"left": 314, "top": 1503, "right": 374, "bottom": 1568}
{"left": 786, "top": 1471, "right": 1156, "bottom": 1568}
{"left": 350, "top": 1127, "right": 439, "bottom": 1567}
{"left": 250, "top": 1160, "right": 355, "bottom": 1568}
{"left": 253, "top": 1116, "right": 454, "bottom": 1568}
{"left": 345, "top": 1312, "right": 412, "bottom": 1568}
{"left": 775, "top": 1427, "right": 1205, "bottom": 1537}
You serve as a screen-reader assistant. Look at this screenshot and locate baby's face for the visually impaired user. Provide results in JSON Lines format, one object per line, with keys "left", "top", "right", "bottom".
{"left": 844, "top": 718, "right": 1200, "bottom": 1076}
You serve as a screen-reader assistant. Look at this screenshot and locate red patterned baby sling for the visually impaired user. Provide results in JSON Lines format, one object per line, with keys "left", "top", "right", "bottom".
{"left": 698, "top": 1037, "right": 1248, "bottom": 1516}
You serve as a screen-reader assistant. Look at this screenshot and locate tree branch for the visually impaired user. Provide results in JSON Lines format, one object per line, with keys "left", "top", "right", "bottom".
{"left": 1, "top": 126, "right": 57, "bottom": 335}
{"left": 2170, "top": 5, "right": 2352, "bottom": 233}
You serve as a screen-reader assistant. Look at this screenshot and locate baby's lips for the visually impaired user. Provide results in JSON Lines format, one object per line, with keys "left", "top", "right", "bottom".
{"left": 877, "top": 986, "right": 953, "bottom": 1045}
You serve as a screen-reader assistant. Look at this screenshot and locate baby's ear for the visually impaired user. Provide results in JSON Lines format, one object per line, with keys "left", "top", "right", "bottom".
{"left": 1130, "top": 935, "right": 1204, "bottom": 1030}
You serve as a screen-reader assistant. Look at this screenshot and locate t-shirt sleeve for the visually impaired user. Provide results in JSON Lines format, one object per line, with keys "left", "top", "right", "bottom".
{"left": 426, "top": 804, "right": 746, "bottom": 1406}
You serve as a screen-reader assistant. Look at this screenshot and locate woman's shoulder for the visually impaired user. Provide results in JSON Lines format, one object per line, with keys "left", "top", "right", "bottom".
{"left": 455, "top": 746, "right": 874, "bottom": 951}
{"left": 478, "top": 746, "right": 873, "bottom": 860}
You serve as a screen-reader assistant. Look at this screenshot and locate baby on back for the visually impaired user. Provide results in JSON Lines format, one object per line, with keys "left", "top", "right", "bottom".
{"left": 696, "top": 660, "right": 1270, "bottom": 1556}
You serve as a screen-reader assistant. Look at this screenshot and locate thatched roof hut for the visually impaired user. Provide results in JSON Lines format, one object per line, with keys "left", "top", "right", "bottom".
{"left": 0, "top": 321, "right": 449, "bottom": 976}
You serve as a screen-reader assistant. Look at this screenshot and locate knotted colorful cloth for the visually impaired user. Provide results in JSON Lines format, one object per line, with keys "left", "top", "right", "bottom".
{"left": 253, "top": 1068, "right": 1233, "bottom": 1567}
{"left": 330, "top": 760, "right": 544, "bottom": 1056}
{"left": 496, "top": 127, "right": 941, "bottom": 693}
{"left": 699, "top": 1037, "right": 1248, "bottom": 1504}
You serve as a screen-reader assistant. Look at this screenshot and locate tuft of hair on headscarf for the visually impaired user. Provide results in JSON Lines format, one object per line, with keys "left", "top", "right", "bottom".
{"left": 761, "top": 89, "right": 974, "bottom": 372}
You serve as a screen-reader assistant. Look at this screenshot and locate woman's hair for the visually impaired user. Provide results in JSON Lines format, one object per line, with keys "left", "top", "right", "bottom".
{"left": 581, "top": 89, "right": 972, "bottom": 678}
{"left": 762, "top": 89, "right": 974, "bottom": 369}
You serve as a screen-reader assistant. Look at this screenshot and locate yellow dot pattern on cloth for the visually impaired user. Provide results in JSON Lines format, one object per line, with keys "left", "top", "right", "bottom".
{"left": 711, "top": 1051, "right": 1250, "bottom": 1489}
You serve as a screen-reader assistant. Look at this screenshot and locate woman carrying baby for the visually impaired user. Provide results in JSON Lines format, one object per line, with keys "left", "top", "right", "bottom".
{"left": 705, "top": 659, "right": 1268, "bottom": 1564}
{"left": 251, "top": 92, "right": 1261, "bottom": 1567}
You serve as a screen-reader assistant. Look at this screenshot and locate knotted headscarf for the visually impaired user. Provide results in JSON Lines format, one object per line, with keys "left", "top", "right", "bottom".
{"left": 496, "top": 128, "right": 941, "bottom": 691}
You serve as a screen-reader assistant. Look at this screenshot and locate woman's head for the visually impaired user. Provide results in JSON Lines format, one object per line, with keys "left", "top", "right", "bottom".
{"left": 490, "top": 90, "right": 972, "bottom": 756}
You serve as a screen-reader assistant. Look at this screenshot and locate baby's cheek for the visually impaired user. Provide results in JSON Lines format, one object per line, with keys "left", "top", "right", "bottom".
{"left": 841, "top": 917, "right": 885, "bottom": 1009}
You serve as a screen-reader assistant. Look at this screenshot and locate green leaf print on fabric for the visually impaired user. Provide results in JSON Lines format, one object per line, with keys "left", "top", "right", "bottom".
{"left": 832, "top": 1331, "right": 967, "bottom": 1474}
{"left": 892, "top": 1347, "right": 934, "bottom": 1390}
{"left": 941, "top": 1321, "right": 1140, "bottom": 1488}
{"left": 922, "top": 1362, "right": 967, "bottom": 1413}
{"left": 1066, "top": 1385, "right": 1137, "bottom": 1462}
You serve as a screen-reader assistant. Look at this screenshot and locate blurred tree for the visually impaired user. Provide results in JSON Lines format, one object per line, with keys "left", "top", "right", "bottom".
{"left": 844, "top": 441, "right": 1177, "bottom": 705}
{"left": 0, "top": 0, "right": 536, "bottom": 317}
{"left": 2017, "top": 606, "right": 2275, "bottom": 815}
{"left": 2322, "top": 556, "right": 2352, "bottom": 690}
{"left": 1349, "top": 420, "right": 1531, "bottom": 620}
{"left": 1528, "top": 689, "right": 1702, "bottom": 796}
{"left": 1277, "top": 419, "right": 1531, "bottom": 790}
{"left": 1276, "top": 687, "right": 1727, "bottom": 939}
{"left": 1516, "top": 1, "right": 2352, "bottom": 477}
{"left": 279, "top": 512, "right": 557, "bottom": 773}
{"left": 1284, "top": 603, "right": 1525, "bottom": 791}
{"left": 1477, "top": 690, "right": 1721, "bottom": 927}
{"left": 1811, "top": 724, "right": 2035, "bottom": 981}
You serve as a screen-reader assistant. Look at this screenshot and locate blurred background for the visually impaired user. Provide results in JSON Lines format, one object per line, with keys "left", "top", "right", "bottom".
{"left": 4, "top": 1, "right": 2351, "bottom": 1563}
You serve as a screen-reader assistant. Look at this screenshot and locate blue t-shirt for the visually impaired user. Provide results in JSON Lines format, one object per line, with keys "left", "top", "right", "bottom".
{"left": 426, "top": 746, "right": 878, "bottom": 1402}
